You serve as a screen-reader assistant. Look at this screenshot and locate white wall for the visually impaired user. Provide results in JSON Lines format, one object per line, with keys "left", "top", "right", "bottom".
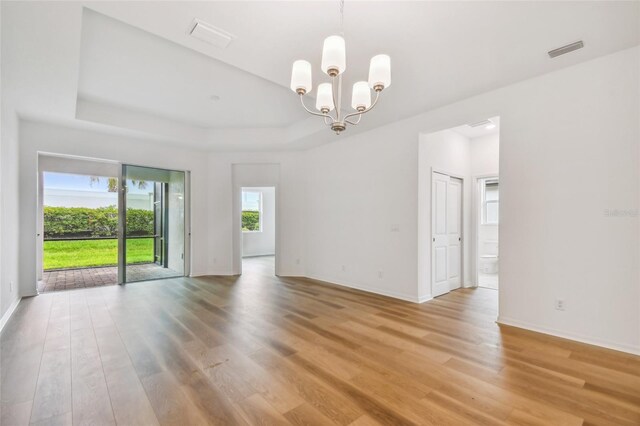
{"left": 305, "top": 46, "right": 640, "bottom": 354}
{"left": 1, "top": 1, "right": 82, "bottom": 319}
{"left": 0, "top": 0, "right": 4, "bottom": 320}
{"left": 0, "top": 22, "right": 19, "bottom": 321}
{"left": 471, "top": 133, "right": 500, "bottom": 176}
{"left": 305, "top": 123, "right": 420, "bottom": 302}
{"left": 496, "top": 48, "right": 639, "bottom": 354}
{"left": 242, "top": 187, "right": 276, "bottom": 257}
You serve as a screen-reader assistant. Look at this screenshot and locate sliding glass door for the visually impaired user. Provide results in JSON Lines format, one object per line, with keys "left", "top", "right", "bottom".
{"left": 119, "top": 165, "right": 186, "bottom": 283}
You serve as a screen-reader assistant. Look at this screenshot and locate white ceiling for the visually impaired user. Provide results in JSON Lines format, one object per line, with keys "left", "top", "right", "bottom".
{"left": 6, "top": 1, "right": 640, "bottom": 150}
{"left": 78, "top": 9, "right": 309, "bottom": 129}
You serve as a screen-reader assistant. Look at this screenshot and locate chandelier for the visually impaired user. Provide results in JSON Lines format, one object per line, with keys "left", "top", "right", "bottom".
{"left": 289, "top": 4, "right": 391, "bottom": 135}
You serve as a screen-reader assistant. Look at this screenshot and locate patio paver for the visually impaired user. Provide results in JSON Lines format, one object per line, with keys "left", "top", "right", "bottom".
{"left": 40, "top": 263, "right": 180, "bottom": 292}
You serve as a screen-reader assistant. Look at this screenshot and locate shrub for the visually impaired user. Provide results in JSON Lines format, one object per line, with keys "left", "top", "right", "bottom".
{"left": 125, "top": 208, "right": 154, "bottom": 237}
{"left": 43, "top": 206, "right": 154, "bottom": 239}
{"left": 242, "top": 210, "right": 260, "bottom": 231}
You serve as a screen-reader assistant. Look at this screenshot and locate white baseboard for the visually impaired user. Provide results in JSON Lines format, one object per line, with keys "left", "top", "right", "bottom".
{"left": 417, "top": 295, "right": 433, "bottom": 303}
{"left": 0, "top": 296, "right": 21, "bottom": 334}
{"left": 305, "top": 274, "right": 423, "bottom": 303}
{"left": 193, "top": 270, "right": 237, "bottom": 277}
{"left": 277, "top": 272, "right": 305, "bottom": 277}
{"left": 192, "top": 270, "right": 427, "bottom": 304}
{"left": 497, "top": 316, "right": 640, "bottom": 356}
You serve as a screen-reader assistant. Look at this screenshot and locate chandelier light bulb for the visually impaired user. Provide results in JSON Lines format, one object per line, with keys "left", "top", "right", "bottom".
{"left": 351, "top": 81, "right": 371, "bottom": 111}
{"left": 315, "top": 83, "right": 335, "bottom": 112}
{"left": 321, "top": 35, "right": 346, "bottom": 76}
{"left": 368, "top": 54, "right": 391, "bottom": 91}
{"left": 290, "top": 60, "right": 312, "bottom": 95}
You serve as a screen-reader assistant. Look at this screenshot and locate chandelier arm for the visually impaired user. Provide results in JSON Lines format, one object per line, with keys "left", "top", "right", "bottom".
{"left": 343, "top": 90, "right": 381, "bottom": 121}
{"left": 299, "top": 95, "right": 335, "bottom": 122}
{"left": 345, "top": 115, "right": 362, "bottom": 126}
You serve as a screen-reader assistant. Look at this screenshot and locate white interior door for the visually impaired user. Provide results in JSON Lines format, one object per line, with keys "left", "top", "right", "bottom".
{"left": 432, "top": 172, "right": 463, "bottom": 297}
{"left": 447, "top": 177, "right": 462, "bottom": 290}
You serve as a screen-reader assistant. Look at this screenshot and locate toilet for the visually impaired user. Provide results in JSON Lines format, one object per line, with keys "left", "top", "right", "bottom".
{"left": 480, "top": 241, "right": 499, "bottom": 274}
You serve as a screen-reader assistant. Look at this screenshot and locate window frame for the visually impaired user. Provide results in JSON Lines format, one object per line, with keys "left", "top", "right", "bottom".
{"left": 241, "top": 190, "right": 263, "bottom": 233}
{"left": 481, "top": 180, "right": 499, "bottom": 225}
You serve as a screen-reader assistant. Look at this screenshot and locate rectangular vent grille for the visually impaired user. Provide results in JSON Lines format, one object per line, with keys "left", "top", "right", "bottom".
{"left": 548, "top": 41, "right": 584, "bottom": 58}
{"left": 189, "top": 19, "right": 234, "bottom": 49}
{"left": 468, "top": 119, "right": 492, "bottom": 128}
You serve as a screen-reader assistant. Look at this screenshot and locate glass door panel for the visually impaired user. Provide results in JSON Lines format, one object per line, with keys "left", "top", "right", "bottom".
{"left": 121, "top": 165, "right": 185, "bottom": 283}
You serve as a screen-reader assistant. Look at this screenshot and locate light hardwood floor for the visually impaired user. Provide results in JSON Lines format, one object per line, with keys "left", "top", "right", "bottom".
{"left": 2, "top": 256, "right": 640, "bottom": 425}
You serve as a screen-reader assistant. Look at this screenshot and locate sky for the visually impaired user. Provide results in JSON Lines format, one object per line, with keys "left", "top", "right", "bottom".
{"left": 242, "top": 190, "right": 261, "bottom": 211}
{"left": 44, "top": 172, "right": 150, "bottom": 195}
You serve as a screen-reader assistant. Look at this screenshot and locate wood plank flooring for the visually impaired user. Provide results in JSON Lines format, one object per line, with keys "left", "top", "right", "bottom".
{"left": 2, "top": 256, "right": 640, "bottom": 425}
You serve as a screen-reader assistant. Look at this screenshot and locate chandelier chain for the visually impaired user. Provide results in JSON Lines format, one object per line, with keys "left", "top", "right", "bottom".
{"left": 339, "top": 0, "right": 345, "bottom": 35}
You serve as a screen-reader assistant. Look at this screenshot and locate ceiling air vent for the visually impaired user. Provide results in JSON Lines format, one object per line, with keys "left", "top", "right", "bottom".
{"left": 189, "top": 19, "right": 234, "bottom": 49}
{"left": 468, "top": 119, "right": 492, "bottom": 128}
{"left": 548, "top": 41, "right": 584, "bottom": 58}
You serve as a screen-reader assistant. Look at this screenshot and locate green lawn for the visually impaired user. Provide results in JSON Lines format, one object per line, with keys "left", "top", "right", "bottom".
{"left": 44, "top": 238, "right": 154, "bottom": 270}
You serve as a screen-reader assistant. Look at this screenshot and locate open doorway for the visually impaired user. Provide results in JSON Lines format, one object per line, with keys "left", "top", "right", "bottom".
{"left": 40, "top": 171, "right": 120, "bottom": 292}
{"left": 419, "top": 116, "right": 500, "bottom": 299}
{"left": 120, "top": 165, "right": 187, "bottom": 283}
{"left": 37, "top": 154, "right": 189, "bottom": 292}
{"left": 241, "top": 187, "right": 276, "bottom": 276}
{"left": 477, "top": 177, "right": 499, "bottom": 289}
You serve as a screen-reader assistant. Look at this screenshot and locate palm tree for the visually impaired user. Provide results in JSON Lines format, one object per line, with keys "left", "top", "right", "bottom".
{"left": 89, "top": 177, "right": 147, "bottom": 192}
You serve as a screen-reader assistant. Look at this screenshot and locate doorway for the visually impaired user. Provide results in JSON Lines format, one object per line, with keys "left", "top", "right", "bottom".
{"left": 420, "top": 116, "right": 500, "bottom": 300}
{"left": 37, "top": 154, "right": 189, "bottom": 291}
{"left": 241, "top": 187, "right": 276, "bottom": 276}
{"left": 39, "top": 171, "right": 120, "bottom": 292}
{"left": 476, "top": 177, "right": 499, "bottom": 289}
{"left": 432, "top": 172, "right": 463, "bottom": 297}
{"left": 119, "top": 165, "right": 187, "bottom": 283}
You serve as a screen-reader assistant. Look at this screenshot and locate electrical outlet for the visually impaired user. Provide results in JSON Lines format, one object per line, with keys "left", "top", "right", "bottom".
{"left": 341, "top": 265, "right": 346, "bottom": 272}
{"left": 212, "top": 258, "right": 217, "bottom": 264}
{"left": 9, "top": 281, "right": 13, "bottom": 292}
{"left": 378, "top": 271, "right": 384, "bottom": 279}
{"left": 296, "top": 258, "right": 301, "bottom": 265}
{"left": 555, "top": 299, "right": 565, "bottom": 311}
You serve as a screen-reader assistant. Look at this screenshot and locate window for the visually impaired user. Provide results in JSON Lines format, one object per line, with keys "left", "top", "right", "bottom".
{"left": 242, "top": 190, "right": 262, "bottom": 232}
{"left": 481, "top": 180, "right": 499, "bottom": 225}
